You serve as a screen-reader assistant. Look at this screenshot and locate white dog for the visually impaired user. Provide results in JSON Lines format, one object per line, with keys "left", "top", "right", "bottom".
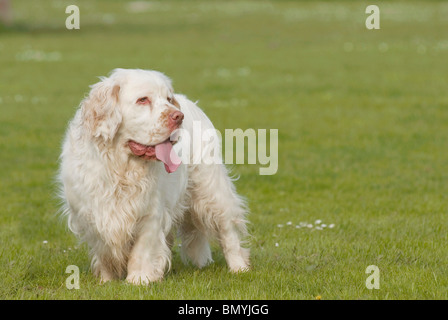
{"left": 58, "top": 68, "right": 250, "bottom": 284}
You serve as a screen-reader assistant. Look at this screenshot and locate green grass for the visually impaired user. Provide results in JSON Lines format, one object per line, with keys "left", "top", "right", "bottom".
{"left": 1, "top": 0, "right": 447, "bottom": 299}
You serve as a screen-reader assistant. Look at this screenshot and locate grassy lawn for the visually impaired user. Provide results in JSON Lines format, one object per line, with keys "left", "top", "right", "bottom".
{"left": 1, "top": 0, "right": 447, "bottom": 299}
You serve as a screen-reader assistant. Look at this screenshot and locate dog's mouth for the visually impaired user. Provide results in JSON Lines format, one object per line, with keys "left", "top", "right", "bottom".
{"left": 128, "top": 138, "right": 181, "bottom": 173}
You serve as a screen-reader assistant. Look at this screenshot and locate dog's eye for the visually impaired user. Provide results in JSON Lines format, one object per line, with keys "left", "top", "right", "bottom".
{"left": 137, "top": 97, "right": 150, "bottom": 105}
{"left": 167, "top": 97, "right": 173, "bottom": 104}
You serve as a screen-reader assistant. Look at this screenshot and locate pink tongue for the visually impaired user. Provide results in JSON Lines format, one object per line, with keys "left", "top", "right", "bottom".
{"left": 155, "top": 140, "right": 182, "bottom": 173}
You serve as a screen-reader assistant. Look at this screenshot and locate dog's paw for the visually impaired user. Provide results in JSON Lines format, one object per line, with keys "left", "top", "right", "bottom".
{"left": 227, "top": 247, "right": 250, "bottom": 273}
{"left": 227, "top": 256, "right": 250, "bottom": 273}
{"left": 126, "top": 271, "right": 163, "bottom": 285}
{"left": 229, "top": 263, "right": 250, "bottom": 273}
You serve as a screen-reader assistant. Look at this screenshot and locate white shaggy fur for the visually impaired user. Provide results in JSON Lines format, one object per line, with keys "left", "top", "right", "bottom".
{"left": 58, "top": 69, "right": 250, "bottom": 284}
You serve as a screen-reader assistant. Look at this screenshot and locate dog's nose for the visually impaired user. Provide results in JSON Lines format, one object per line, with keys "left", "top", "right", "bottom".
{"left": 170, "top": 110, "right": 184, "bottom": 126}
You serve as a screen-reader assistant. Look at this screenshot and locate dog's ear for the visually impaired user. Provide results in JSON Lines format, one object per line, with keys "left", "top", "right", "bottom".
{"left": 81, "top": 77, "right": 122, "bottom": 141}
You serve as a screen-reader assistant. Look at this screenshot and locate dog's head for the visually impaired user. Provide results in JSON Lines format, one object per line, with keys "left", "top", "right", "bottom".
{"left": 81, "top": 68, "right": 184, "bottom": 172}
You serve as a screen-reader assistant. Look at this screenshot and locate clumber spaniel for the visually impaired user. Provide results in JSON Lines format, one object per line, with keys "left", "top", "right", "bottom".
{"left": 58, "top": 68, "right": 250, "bottom": 284}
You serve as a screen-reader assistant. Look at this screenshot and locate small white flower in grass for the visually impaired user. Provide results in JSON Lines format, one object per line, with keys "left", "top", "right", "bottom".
{"left": 321, "top": 224, "right": 327, "bottom": 228}
{"left": 126, "top": 1, "right": 153, "bottom": 13}
{"left": 378, "top": 42, "right": 389, "bottom": 53}
{"left": 277, "top": 224, "right": 284, "bottom": 228}
{"left": 315, "top": 219, "right": 322, "bottom": 225}
{"left": 315, "top": 226, "right": 323, "bottom": 230}
{"left": 102, "top": 14, "right": 115, "bottom": 24}
{"left": 217, "top": 68, "right": 231, "bottom": 78}
{"left": 237, "top": 67, "right": 251, "bottom": 77}
{"left": 275, "top": 243, "right": 279, "bottom": 247}
{"left": 417, "top": 45, "right": 427, "bottom": 55}
{"left": 329, "top": 224, "right": 335, "bottom": 229}
{"left": 344, "top": 42, "right": 354, "bottom": 52}
{"left": 42, "top": 240, "right": 48, "bottom": 244}
{"left": 299, "top": 222, "right": 307, "bottom": 227}
{"left": 307, "top": 224, "right": 313, "bottom": 228}
{"left": 286, "top": 221, "right": 292, "bottom": 226}
{"left": 295, "top": 225, "right": 301, "bottom": 229}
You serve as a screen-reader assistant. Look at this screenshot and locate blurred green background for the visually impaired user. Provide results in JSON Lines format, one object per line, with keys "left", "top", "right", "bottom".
{"left": 0, "top": 0, "right": 447, "bottom": 299}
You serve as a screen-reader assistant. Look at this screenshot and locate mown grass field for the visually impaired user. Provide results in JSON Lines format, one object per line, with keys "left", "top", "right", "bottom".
{"left": 0, "top": 0, "right": 447, "bottom": 299}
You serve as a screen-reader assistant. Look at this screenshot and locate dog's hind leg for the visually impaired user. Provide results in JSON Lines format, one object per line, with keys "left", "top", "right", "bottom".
{"left": 179, "top": 209, "right": 213, "bottom": 268}
{"left": 187, "top": 164, "right": 250, "bottom": 273}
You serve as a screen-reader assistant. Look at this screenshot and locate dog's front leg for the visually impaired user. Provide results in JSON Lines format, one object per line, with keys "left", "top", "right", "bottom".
{"left": 126, "top": 214, "right": 171, "bottom": 285}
